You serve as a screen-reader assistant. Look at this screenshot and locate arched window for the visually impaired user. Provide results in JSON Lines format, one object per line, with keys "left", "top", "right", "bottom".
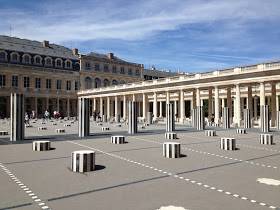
{"left": 0, "top": 51, "right": 7, "bottom": 62}
{"left": 103, "top": 79, "right": 110, "bottom": 87}
{"left": 94, "top": 78, "right": 101, "bottom": 88}
{"left": 55, "top": 58, "right": 63, "bottom": 68}
{"left": 65, "top": 60, "right": 72, "bottom": 69}
{"left": 11, "top": 52, "right": 19, "bottom": 62}
{"left": 45, "top": 57, "right": 53, "bottom": 66}
{"left": 34, "top": 55, "right": 42, "bottom": 65}
{"left": 85, "top": 77, "right": 92, "bottom": 89}
{"left": 112, "top": 80, "right": 118, "bottom": 85}
{"left": 22, "top": 54, "right": 31, "bottom": 64}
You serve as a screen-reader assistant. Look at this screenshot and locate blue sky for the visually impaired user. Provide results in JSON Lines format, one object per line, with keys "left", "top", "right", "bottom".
{"left": 0, "top": 0, "right": 279, "bottom": 72}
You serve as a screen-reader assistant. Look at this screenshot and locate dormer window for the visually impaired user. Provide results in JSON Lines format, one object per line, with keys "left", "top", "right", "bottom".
{"left": 22, "top": 54, "right": 31, "bottom": 64}
{"left": 65, "top": 60, "right": 72, "bottom": 69}
{"left": 55, "top": 58, "right": 63, "bottom": 68}
{"left": 45, "top": 57, "right": 53, "bottom": 66}
{"left": 0, "top": 51, "right": 7, "bottom": 62}
{"left": 34, "top": 55, "right": 42, "bottom": 65}
{"left": 11, "top": 52, "right": 19, "bottom": 63}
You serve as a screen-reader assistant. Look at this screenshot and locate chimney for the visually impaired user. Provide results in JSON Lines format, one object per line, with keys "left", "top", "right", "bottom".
{"left": 42, "top": 40, "right": 49, "bottom": 48}
{"left": 72, "top": 48, "right": 79, "bottom": 55}
{"left": 107, "top": 52, "right": 114, "bottom": 59}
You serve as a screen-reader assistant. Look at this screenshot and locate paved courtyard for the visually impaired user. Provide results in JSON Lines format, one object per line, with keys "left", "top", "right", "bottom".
{"left": 0, "top": 119, "right": 280, "bottom": 210}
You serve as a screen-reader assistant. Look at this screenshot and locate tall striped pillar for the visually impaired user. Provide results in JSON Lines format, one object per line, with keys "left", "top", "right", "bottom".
{"left": 196, "top": 106, "right": 205, "bottom": 130}
{"left": 78, "top": 97, "right": 90, "bottom": 137}
{"left": 166, "top": 103, "right": 175, "bottom": 132}
{"left": 128, "top": 101, "right": 137, "bottom": 134}
{"left": 10, "top": 93, "right": 24, "bottom": 141}
{"left": 191, "top": 108, "right": 197, "bottom": 128}
{"left": 243, "top": 109, "right": 251, "bottom": 128}
{"left": 260, "top": 105, "right": 269, "bottom": 133}
{"left": 276, "top": 111, "right": 280, "bottom": 130}
{"left": 222, "top": 107, "right": 229, "bottom": 129}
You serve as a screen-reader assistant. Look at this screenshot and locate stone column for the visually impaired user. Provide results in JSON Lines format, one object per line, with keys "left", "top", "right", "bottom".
{"left": 166, "top": 103, "right": 175, "bottom": 132}
{"left": 67, "top": 98, "right": 70, "bottom": 118}
{"left": 254, "top": 96, "right": 258, "bottom": 119}
{"left": 166, "top": 91, "right": 170, "bottom": 104}
{"left": 260, "top": 82, "right": 265, "bottom": 106}
{"left": 196, "top": 88, "right": 201, "bottom": 107}
{"left": 227, "top": 87, "right": 232, "bottom": 122}
{"left": 221, "top": 98, "right": 225, "bottom": 108}
{"left": 93, "top": 98, "right": 96, "bottom": 112}
{"left": 247, "top": 85, "right": 253, "bottom": 119}
{"left": 208, "top": 87, "right": 213, "bottom": 121}
{"left": 276, "top": 95, "right": 279, "bottom": 112}
{"left": 123, "top": 95, "right": 127, "bottom": 120}
{"left": 142, "top": 93, "right": 146, "bottom": 120}
{"left": 214, "top": 86, "right": 220, "bottom": 124}
{"left": 243, "top": 109, "right": 251, "bottom": 128}
{"left": 179, "top": 89, "right": 185, "bottom": 123}
{"left": 57, "top": 97, "right": 60, "bottom": 112}
{"left": 10, "top": 93, "right": 24, "bottom": 141}
{"left": 115, "top": 96, "right": 119, "bottom": 122}
{"left": 271, "top": 82, "right": 276, "bottom": 127}
{"left": 159, "top": 101, "right": 163, "bottom": 117}
{"left": 196, "top": 106, "right": 205, "bottom": 130}
{"left": 99, "top": 97, "right": 103, "bottom": 116}
{"left": 107, "top": 97, "right": 110, "bottom": 121}
{"left": 34, "top": 97, "right": 38, "bottom": 118}
{"left": 174, "top": 100, "right": 177, "bottom": 117}
{"left": 128, "top": 101, "right": 137, "bottom": 134}
{"left": 192, "top": 89, "right": 196, "bottom": 108}
{"left": 78, "top": 97, "right": 90, "bottom": 137}
{"left": 234, "top": 84, "right": 241, "bottom": 126}
{"left": 222, "top": 107, "right": 229, "bottom": 129}
{"left": 153, "top": 92, "right": 157, "bottom": 120}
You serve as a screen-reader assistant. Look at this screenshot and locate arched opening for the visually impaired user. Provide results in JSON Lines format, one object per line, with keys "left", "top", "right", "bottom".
{"left": 85, "top": 77, "right": 92, "bottom": 89}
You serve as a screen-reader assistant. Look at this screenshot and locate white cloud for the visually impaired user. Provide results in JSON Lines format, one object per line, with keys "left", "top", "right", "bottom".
{"left": 0, "top": 0, "right": 279, "bottom": 43}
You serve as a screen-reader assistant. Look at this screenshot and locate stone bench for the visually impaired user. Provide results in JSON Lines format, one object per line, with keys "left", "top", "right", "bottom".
{"left": 71, "top": 150, "right": 95, "bottom": 172}
{"left": 165, "top": 132, "right": 177, "bottom": 139}
{"left": 32, "top": 141, "right": 51, "bottom": 151}
{"left": 101, "top": 127, "right": 110, "bottom": 131}
{"left": 56, "top": 129, "right": 65, "bottom": 133}
{"left": 236, "top": 128, "right": 246, "bottom": 134}
{"left": 0, "top": 131, "right": 8, "bottom": 136}
{"left": 220, "top": 138, "right": 236, "bottom": 150}
{"left": 111, "top": 136, "right": 125, "bottom": 144}
{"left": 163, "top": 142, "right": 181, "bottom": 158}
{"left": 38, "top": 127, "right": 47, "bottom": 131}
{"left": 205, "top": 130, "right": 216, "bottom": 136}
{"left": 260, "top": 134, "right": 273, "bottom": 145}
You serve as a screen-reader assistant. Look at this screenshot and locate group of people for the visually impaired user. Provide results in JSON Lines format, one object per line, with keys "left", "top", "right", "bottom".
{"left": 24, "top": 110, "right": 62, "bottom": 125}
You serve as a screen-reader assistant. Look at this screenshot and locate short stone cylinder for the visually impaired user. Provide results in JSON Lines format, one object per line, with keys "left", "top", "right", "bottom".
{"left": 0, "top": 131, "right": 8, "bottom": 136}
{"left": 220, "top": 138, "right": 236, "bottom": 150}
{"left": 165, "top": 132, "right": 177, "bottom": 139}
{"left": 205, "top": 130, "right": 216, "bottom": 136}
{"left": 56, "top": 129, "right": 65, "bottom": 133}
{"left": 260, "top": 134, "right": 273, "bottom": 145}
{"left": 101, "top": 127, "right": 110, "bottom": 131}
{"left": 38, "top": 127, "right": 47, "bottom": 131}
{"left": 163, "top": 142, "right": 181, "bottom": 158}
{"left": 71, "top": 150, "right": 95, "bottom": 173}
{"left": 236, "top": 128, "right": 246, "bottom": 134}
{"left": 64, "top": 124, "right": 71, "bottom": 127}
{"left": 111, "top": 136, "right": 125, "bottom": 144}
{"left": 32, "top": 141, "right": 51, "bottom": 151}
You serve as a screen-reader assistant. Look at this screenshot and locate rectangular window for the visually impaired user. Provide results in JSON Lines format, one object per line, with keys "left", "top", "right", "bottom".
{"left": 56, "top": 80, "right": 61, "bottom": 90}
{"left": 75, "top": 81, "right": 78, "bottom": 90}
{"left": 85, "top": 62, "right": 91, "bottom": 70}
{"left": 46, "top": 79, "right": 52, "bottom": 89}
{"left": 104, "top": 64, "right": 109, "bottom": 72}
{"left": 94, "top": 64, "right": 100, "bottom": 71}
{"left": 35, "top": 78, "right": 41, "bottom": 89}
{"left": 136, "top": 69, "right": 140, "bottom": 76}
{"left": 128, "top": 68, "right": 132, "bottom": 75}
{"left": 66, "top": 81, "right": 71, "bottom": 90}
{"left": 112, "top": 66, "right": 117, "bottom": 73}
{"left": 12, "top": 75, "right": 18, "bottom": 87}
{"left": 23, "top": 77, "right": 30, "bottom": 88}
{"left": 120, "top": 67, "right": 125, "bottom": 74}
{"left": 0, "top": 75, "right": 6, "bottom": 87}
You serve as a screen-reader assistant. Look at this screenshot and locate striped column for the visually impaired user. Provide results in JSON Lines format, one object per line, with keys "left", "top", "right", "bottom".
{"left": 222, "top": 107, "right": 230, "bottom": 129}
{"left": 71, "top": 150, "right": 95, "bottom": 172}
{"left": 111, "top": 135, "right": 125, "bottom": 144}
{"left": 128, "top": 101, "right": 137, "bottom": 134}
{"left": 166, "top": 103, "right": 175, "bottom": 132}
{"left": 220, "top": 138, "right": 236, "bottom": 150}
{"left": 147, "top": 112, "right": 153, "bottom": 125}
{"left": 78, "top": 97, "right": 90, "bottom": 137}
{"left": 260, "top": 134, "right": 273, "bottom": 145}
{"left": 243, "top": 109, "right": 251, "bottom": 128}
{"left": 260, "top": 105, "right": 270, "bottom": 133}
{"left": 191, "top": 108, "right": 197, "bottom": 128}
{"left": 10, "top": 93, "right": 25, "bottom": 141}
{"left": 32, "top": 141, "right": 51, "bottom": 151}
{"left": 276, "top": 111, "right": 280, "bottom": 130}
{"left": 163, "top": 142, "right": 181, "bottom": 158}
{"left": 165, "top": 132, "right": 177, "bottom": 139}
{"left": 236, "top": 128, "right": 246, "bottom": 134}
{"left": 205, "top": 130, "right": 216, "bottom": 136}
{"left": 196, "top": 106, "right": 205, "bottom": 130}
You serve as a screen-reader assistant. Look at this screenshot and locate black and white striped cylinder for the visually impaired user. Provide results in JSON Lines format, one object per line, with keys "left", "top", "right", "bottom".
{"left": 101, "top": 127, "right": 110, "bottom": 131}
{"left": 163, "top": 142, "right": 181, "bottom": 158}
{"left": 111, "top": 135, "right": 125, "bottom": 144}
{"left": 71, "top": 150, "right": 95, "bottom": 173}
{"left": 260, "top": 105, "right": 270, "bottom": 133}
{"left": 196, "top": 106, "right": 205, "bottom": 130}
{"left": 260, "top": 134, "right": 273, "bottom": 145}
{"left": 56, "top": 129, "right": 65, "bottom": 133}
{"left": 38, "top": 127, "right": 47, "bottom": 131}
{"left": 166, "top": 103, "right": 175, "bottom": 132}
{"left": 220, "top": 138, "right": 236, "bottom": 150}
{"left": 276, "top": 111, "right": 280, "bottom": 130}
{"left": 236, "top": 128, "right": 246, "bottom": 134}
{"left": 10, "top": 93, "right": 25, "bottom": 141}
{"left": 147, "top": 112, "right": 153, "bottom": 125}
{"left": 64, "top": 124, "right": 71, "bottom": 127}
{"left": 128, "top": 101, "right": 138, "bottom": 134}
{"left": 222, "top": 107, "right": 230, "bottom": 129}
{"left": 243, "top": 109, "right": 251, "bottom": 128}
{"left": 32, "top": 141, "right": 51, "bottom": 151}
{"left": 165, "top": 132, "right": 177, "bottom": 139}
{"left": 0, "top": 131, "right": 8, "bottom": 135}
{"left": 78, "top": 97, "right": 90, "bottom": 137}
{"left": 205, "top": 130, "right": 216, "bottom": 136}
